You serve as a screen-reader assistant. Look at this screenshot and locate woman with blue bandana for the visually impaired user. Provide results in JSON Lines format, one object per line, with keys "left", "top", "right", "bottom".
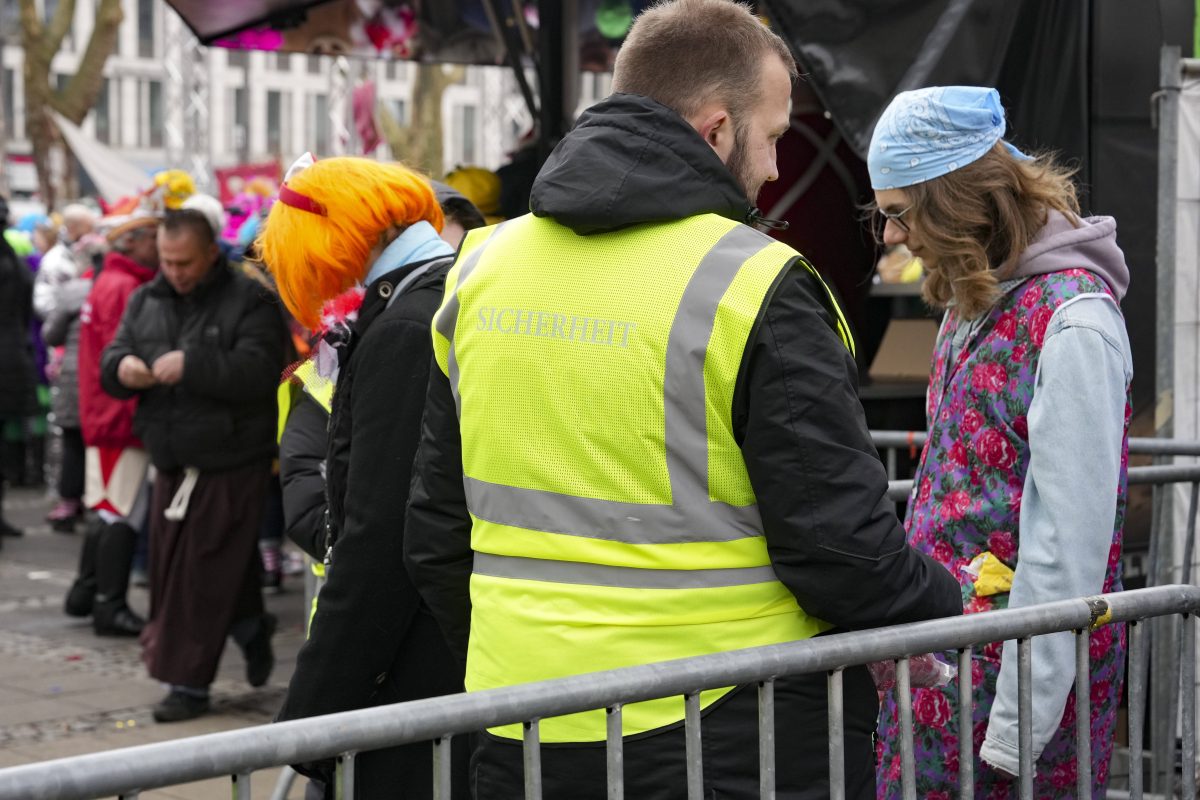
{"left": 870, "top": 87, "right": 1132, "bottom": 797}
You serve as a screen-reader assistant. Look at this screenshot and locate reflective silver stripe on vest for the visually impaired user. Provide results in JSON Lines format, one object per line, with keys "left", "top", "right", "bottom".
{"left": 446, "top": 221, "right": 778, "bottom": 545}
{"left": 465, "top": 476, "right": 761, "bottom": 544}
{"left": 473, "top": 552, "right": 780, "bottom": 589}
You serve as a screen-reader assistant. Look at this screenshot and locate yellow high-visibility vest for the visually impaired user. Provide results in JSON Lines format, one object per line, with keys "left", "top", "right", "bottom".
{"left": 433, "top": 212, "right": 854, "bottom": 742}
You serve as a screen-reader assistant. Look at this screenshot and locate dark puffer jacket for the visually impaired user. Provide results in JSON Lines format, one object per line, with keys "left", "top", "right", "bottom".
{"left": 100, "top": 258, "right": 286, "bottom": 473}
{"left": 0, "top": 239, "right": 38, "bottom": 419}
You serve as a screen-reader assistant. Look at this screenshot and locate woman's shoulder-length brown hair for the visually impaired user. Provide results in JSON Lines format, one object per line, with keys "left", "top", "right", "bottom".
{"left": 908, "top": 143, "right": 1081, "bottom": 319}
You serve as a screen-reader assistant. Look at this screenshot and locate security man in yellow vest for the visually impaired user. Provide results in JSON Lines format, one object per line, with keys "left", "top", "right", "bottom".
{"left": 405, "top": 1, "right": 962, "bottom": 796}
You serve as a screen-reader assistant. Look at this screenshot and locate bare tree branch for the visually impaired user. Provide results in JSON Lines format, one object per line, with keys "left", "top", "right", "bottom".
{"left": 54, "top": 0, "right": 123, "bottom": 123}
{"left": 44, "top": 0, "right": 78, "bottom": 57}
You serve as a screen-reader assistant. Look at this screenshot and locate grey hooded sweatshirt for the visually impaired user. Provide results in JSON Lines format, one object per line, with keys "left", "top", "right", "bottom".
{"left": 963, "top": 211, "right": 1133, "bottom": 774}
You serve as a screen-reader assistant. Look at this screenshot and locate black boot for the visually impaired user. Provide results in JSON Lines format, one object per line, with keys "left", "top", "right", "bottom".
{"left": 91, "top": 522, "right": 145, "bottom": 636}
{"left": 64, "top": 518, "right": 103, "bottom": 617}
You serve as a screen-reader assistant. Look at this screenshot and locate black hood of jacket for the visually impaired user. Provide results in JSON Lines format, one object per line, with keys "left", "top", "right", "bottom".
{"left": 530, "top": 93, "right": 758, "bottom": 235}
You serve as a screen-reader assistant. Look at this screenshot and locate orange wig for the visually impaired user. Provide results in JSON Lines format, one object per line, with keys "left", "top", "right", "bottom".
{"left": 258, "top": 157, "right": 444, "bottom": 329}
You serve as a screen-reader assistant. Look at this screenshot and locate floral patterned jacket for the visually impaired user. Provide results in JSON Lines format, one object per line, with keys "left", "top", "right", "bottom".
{"left": 906, "top": 266, "right": 1132, "bottom": 773}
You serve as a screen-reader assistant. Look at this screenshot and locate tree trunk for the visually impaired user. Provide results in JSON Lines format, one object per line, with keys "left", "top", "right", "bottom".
{"left": 19, "top": 0, "right": 123, "bottom": 207}
{"left": 23, "top": 46, "right": 56, "bottom": 207}
{"left": 382, "top": 63, "right": 464, "bottom": 177}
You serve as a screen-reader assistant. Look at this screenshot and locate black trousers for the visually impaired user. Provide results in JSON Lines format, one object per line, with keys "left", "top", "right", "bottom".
{"left": 58, "top": 426, "right": 84, "bottom": 500}
{"left": 471, "top": 665, "right": 879, "bottom": 800}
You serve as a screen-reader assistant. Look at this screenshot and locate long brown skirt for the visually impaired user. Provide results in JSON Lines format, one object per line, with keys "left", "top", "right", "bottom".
{"left": 140, "top": 461, "right": 269, "bottom": 688}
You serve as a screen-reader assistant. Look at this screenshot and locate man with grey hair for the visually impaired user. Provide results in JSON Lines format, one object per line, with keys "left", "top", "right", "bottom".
{"left": 37, "top": 203, "right": 99, "bottom": 531}
{"left": 404, "top": 1, "right": 960, "bottom": 796}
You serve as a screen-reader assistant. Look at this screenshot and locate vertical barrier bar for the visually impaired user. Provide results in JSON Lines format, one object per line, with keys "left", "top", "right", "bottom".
{"left": 1183, "top": 614, "right": 1196, "bottom": 800}
{"left": 1130, "top": 621, "right": 1146, "bottom": 800}
{"left": 686, "top": 692, "right": 704, "bottom": 799}
{"left": 433, "top": 735, "right": 453, "bottom": 800}
{"left": 887, "top": 448, "right": 898, "bottom": 480}
{"left": 232, "top": 772, "right": 252, "bottom": 800}
{"left": 828, "top": 669, "right": 845, "bottom": 800}
{"left": 336, "top": 753, "right": 355, "bottom": 800}
{"left": 607, "top": 705, "right": 624, "bottom": 800}
{"left": 759, "top": 680, "right": 776, "bottom": 800}
{"left": 524, "top": 720, "right": 543, "bottom": 800}
{"left": 897, "top": 658, "right": 916, "bottom": 800}
{"left": 1075, "top": 630, "right": 1092, "bottom": 799}
{"left": 958, "top": 647, "right": 973, "bottom": 800}
{"left": 1018, "top": 638, "right": 1033, "bottom": 800}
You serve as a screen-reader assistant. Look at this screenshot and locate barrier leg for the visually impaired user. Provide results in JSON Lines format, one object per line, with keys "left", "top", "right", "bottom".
{"left": 1130, "top": 621, "right": 1146, "bottom": 800}
{"left": 1183, "top": 614, "right": 1196, "bottom": 800}
{"left": 233, "top": 771, "right": 251, "bottom": 800}
{"left": 685, "top": 692, "right": 703, "bottom": 800}
{"left": 523, "top": 720, "right": 542, "bottom": 800}
{"left": 759, "top": 680, "right": 775, "bottom": 800}
{"left": 335, "top": 753, "right": 355, "bottom": 800}
{"left": 958, "top": 647, "right": 973, "bottom": 800}
{"left": 433, "top": 735, "right": 453, "bottom": 800}
{"left": 897, "top": 658, "right": 916, "bottom": 800}
{"left": 1076, "top": 630, "right": 1091, "bottom": 799}
{"left": 1018, "top": 638, "right": 1033, "bottom": 800}
{"left": 607, "top": 705, "right": 624, "bottom": 800}
{"left": 828, "top": 670, "right": 844, "bottom": 800}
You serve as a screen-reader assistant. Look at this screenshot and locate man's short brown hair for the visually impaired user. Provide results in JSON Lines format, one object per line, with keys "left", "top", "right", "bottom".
{"left": 611, "top": 0, "right": 797, "bottom": 122}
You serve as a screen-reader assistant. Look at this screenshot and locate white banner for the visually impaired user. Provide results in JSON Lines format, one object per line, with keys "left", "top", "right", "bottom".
{"left": 51, "top": 111, "right": 151, "bottom": 203}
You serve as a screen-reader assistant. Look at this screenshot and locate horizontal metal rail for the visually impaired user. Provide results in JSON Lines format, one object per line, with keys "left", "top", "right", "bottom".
{"left": 886, "top": 463, "right": 1200, "bottom": 502}
{"left": 0, "top": 585, "right": 1197, "bottom": 800}
{"left": 871, "top": 430, "right": 1200, "bottom": 457}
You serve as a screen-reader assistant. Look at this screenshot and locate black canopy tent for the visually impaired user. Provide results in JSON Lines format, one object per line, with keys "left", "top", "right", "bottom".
{"left": 163, "top": 0, "right": 1194, "bottom": 416}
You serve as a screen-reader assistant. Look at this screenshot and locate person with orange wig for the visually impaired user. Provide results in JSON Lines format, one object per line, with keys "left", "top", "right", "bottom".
{"left": 261, "top": 155, "right": 470, "bottom": 799}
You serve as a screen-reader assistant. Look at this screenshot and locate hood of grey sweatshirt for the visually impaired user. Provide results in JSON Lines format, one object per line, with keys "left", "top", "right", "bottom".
{"left": 1005, "top": 210, "right": 1130, "bottom": 301}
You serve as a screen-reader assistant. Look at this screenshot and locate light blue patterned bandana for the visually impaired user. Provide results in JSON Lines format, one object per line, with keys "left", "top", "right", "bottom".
{"left": 868, "top": 86, "right": 1032, "bottom": 190}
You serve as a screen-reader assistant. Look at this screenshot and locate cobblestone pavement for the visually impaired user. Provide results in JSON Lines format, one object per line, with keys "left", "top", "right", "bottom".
{"left": 0, "top": 485, "right": 310, "bottom": 799}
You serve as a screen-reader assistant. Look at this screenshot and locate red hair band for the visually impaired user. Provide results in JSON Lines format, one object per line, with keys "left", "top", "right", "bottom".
{"left": 279, "top": 184, "right": 327, "bottom": 217}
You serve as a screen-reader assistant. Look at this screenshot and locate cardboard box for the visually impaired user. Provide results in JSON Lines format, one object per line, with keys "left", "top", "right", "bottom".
{"left": 868, "top": 318, "right": 939, "bottom": 382}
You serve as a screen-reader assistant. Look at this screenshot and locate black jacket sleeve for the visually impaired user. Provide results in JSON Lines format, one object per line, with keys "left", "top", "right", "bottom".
{"left": 99, "top": 289, "right": 144, "bottom": 401}
{"left": 277, "top": 315, "right": 446, "bottom": 723}
{"left": 182, "top": 290, "right": 286, "bottom": 404}
{"left": 279, "top": 391, "right": 330, "bottom": 561}
{"left": 736, "top": 261, "right": 962, "bottom": 629}
{"left": 403, "top": 360, "right": 472, "bottom": 668}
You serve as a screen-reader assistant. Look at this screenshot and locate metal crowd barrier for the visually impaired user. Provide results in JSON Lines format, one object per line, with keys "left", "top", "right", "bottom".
{"left": 871, "top": 430, "right": 1200, "bottom": 482}
{"left": 0, "top": 586, "right": 1197, "bottom": 800}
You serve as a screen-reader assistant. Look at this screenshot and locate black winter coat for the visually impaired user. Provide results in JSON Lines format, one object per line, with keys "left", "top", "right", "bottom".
{"left": 404, "top": 94, "right": 963, "bottom": 668}
{"left": 276, "top": 258, "right": 467, "bottom": 799}
{"left": 100, "top": 259, "right": 286, "bottom": 473}
{"left": 278, "top": 390, "right": 328, "bottom": 560}
{"left": 0, "top": 241, "right": 38, "bottom": 418}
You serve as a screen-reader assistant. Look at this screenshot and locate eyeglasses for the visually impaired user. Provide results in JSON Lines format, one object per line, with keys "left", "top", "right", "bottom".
{"left": 876, "top": 204, "right": 914, "bottom": 233}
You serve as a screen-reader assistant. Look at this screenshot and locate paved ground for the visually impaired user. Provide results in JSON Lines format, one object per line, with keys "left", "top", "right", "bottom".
{"left": 0, "top": 485, "right": 311, "bottom": 799}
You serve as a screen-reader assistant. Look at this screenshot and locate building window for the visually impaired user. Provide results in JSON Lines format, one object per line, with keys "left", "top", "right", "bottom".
{"left": 275, "top": 52, "right": 290, "bottom": 71}
{"left": 138, "top": 0, "right": 155, "bottom": 58}
{"left": 231, "top": 86, "right": 249, "bottom": 157}
{"left": 266, "top": 90, "right": 282, "bottom": 154}
{"left": 147, "top": 80, "right": 163, "bottom": 147}
{"left": 389, "top": 99, "right": 407, "bottom": 126}
{"left": 54, "top": 73, "right": 69, "bottom": 93}
{"left": 459, "top": 105, "right": 477, "bottom": 165}
{"left": 227, "top": 48, "right": 248, "bottom": 68}
{"left": 93, "top": 78, "right": 110, "bottom": 144}
{"left": 309, "top": 93, "right": 330, "bottom": 155}
{"left": 307, "top": 55, "right": 322, "bottom": 75}
{"left": 2, "top": 68, "right": 15, "bottom": 141}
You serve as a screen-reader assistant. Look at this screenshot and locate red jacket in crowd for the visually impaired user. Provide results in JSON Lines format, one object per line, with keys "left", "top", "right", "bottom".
{"left": 78, "top": 251, "right": 156, "bottom": 449}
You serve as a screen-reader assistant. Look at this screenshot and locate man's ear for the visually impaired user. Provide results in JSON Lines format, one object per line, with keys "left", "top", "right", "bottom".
{"left": 694, "top": 108, "right": 734, "bottom": 163}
